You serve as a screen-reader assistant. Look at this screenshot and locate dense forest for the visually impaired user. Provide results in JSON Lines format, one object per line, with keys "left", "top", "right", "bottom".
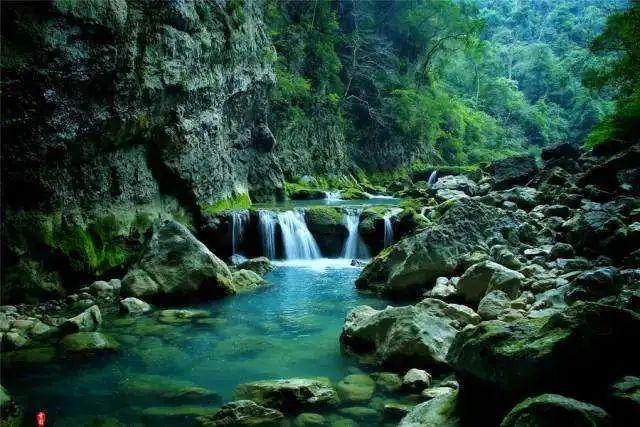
{"left": 1, "top": 1, "right": 639, "bottom": 426}
{"left": 267, "top": 0, "right": 634, "bottom": 177}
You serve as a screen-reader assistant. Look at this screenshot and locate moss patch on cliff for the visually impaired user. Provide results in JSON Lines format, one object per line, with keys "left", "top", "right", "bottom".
{"left": 204, "top": 193, "right": 252, "bottom": 213}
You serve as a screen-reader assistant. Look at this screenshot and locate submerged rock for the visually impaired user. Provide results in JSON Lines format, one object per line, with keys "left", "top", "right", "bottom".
{"left": 122, "top": 221, "right": 234, "bottom": 301}
{"left": 500, "top": 394, "right": 610, "bottom": 427}
{"left": 234, "top": 378, "right": 339, "bottom": 412}
{"left": 198, "top": 400, "right": 285, "bottom": 426}
{"left": 357, "top": 199, "right": 523, "bottom": 299}
{"left": 341, "top": 298, "right": 480, "bottom": 370}
{"left": 232, "top": 270, "right": 267, "bottom": 293}
{"left": 447, "top": 303, "right": 640, "bottom": 415}
{"left": 336, "top": 374, "right": 375, "bottom": 403}
{"left": 119, "top": 374, "right": 217, "bottom": 403}
{"left": 59, "top": 332, "right": 119, "bottom": 356}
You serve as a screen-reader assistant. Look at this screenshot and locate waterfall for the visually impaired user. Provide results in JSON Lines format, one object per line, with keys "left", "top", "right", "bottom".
{"left": 427, "top": 170, "right": 437, "bottom": 186}
{"left": 259, "top": 210, "right": 277, "bottom": 259}
{"left": 341, "top": 209, "right": 369, "bottom": 260}
{"left": 231, "top": 211, "right": 250, "bottom": 255}
{"left": 277, "top": 210, "right": 321, "bottom": 260}
{"left": 383, "top": 208, "right": 402, "bottom": 248}
{"left": 383, "top": 214, "right": 394, "bottom": 248}
{"left": 325, "top": 191, "right": 341, "bottom": 201}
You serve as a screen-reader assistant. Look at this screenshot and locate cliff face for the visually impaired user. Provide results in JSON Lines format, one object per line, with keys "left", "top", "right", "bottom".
{"left": 0, "top": 0, "right": 284, "bottom": 300}
{"left": 1, "top": 0, "right": 283, "bottom": 214}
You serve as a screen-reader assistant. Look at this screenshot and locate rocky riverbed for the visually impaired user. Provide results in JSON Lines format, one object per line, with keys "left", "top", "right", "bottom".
{"left": 2, "top": 142, "right": 639, "bottom": 427}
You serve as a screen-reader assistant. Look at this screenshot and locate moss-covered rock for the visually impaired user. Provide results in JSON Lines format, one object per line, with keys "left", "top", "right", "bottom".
{"left": 232, "top": 269, "right": 267, "bottom": 293}
{"left": 119, "top": 374, "right": 218, "bottom": 404}
{"left": 198, "top": 400, "right": 286, "bottom": 426}
{"left": 447, "top": 302, "right": 640, "bottom": 421}
{"left": 234, "top": 377, "right": 339, "bottom": 412}
{"left": 336, "top": 374, "right": 375, "bottom": 403}
{"left": 341, "top": 188, "right": 370, "bottom": 200}
{"left": 1, "top": 347, "right": 57, "bottom": 370}
{"left": 304, "top": 207, "right": 347, "bottom": 256}
{"left": 286, "top": 183, "right": 326, "bottom": 200}
{"left": 59, "top": 332, "right": 119, "bottom": 356}
{"left": 122, "top": 220, "right": 235, "bottom": 302}
{"left": 357, "top": 199, "right": 523, "bottom": 299}
{"left": 399, "top": 388, "right": 460, "bottom": 427}
{"left": 500, "top": 394, "right": 610, "bottom": 427}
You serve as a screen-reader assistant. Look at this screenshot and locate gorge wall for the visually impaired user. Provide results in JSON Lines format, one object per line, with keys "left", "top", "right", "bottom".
{"left": 1, "top": 0, "right": 285, "bottom": 300}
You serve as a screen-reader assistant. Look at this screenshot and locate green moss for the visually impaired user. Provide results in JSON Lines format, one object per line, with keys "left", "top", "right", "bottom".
{"left": 305, "top": 206, "right": 343, "bottom": 226}
{"left": 204, "top": 193, "right": 252, "bottom": 213}
{"left": 399, "top": 198, "right": 423, "bottom": 211}
{"left": 341, "top": 188, "right": 370, "bottom": 200}
{"left": 285, "top": 182, "right": 326, "bottom": 200}
{"left": 430, "top": 199, "right": 456, "bottom": 222}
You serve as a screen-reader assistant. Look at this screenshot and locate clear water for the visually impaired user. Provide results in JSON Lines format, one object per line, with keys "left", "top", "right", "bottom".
{"left": 3, "top": 260, "right": 391, "bottom": 426}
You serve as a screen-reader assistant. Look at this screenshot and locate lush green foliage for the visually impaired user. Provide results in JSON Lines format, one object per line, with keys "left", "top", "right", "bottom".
{"left": 264, "top": 0, "right": 627, "bottom": 177}
{"left": 583, "top": 3, "right": 640, "bottom": 148}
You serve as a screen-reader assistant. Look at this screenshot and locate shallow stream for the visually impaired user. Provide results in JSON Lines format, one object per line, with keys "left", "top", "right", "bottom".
{"left": 3, "top": 260, "right": 394, "bottom": 425}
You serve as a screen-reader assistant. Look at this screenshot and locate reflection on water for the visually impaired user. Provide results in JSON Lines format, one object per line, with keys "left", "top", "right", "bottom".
{"left": 2, "top": 262, "right": 392, "bottom": 426}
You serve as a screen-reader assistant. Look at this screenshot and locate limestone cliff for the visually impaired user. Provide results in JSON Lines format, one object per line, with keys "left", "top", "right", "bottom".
{"left": 1, "top": 0, "right": 283, "bottom": 300}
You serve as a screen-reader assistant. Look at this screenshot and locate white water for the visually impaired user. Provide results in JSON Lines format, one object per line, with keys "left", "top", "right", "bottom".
{"left": 368, "top": 194, "right": 396, "bottom": 200}
{"left": 258, "top": 210, "right": 277, "bottom": 259}
{"left": 231, "top": 211, "right": 250, "bottom": 255}
{"left": 427, "top": 170, "right": 438, "bottom": 186}
{"left": 383, "top": 208, "right": 402, "bottom": 248}
{"left": 325, "top": 191, "right": 342, "bottom": 201}
{"left": 272, "top": 258, "right": 361, "bottom": 270}
{"left": 277, "top": 210, "right": 322, "bottom": 260}
{"left": 341, "top": 209, "right": 370, "bottom": 260}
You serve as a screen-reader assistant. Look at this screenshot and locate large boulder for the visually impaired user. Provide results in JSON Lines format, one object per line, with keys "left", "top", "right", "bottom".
{"left": 431, "top": 175, "right": 478, "bottom": 196}
{"left": 500, "top": 394, "right": 610, "bottom": 427}
{"left": 304, "top": 207, "right": 347, "bottom": 257}
{"left": 234, "top": 378, "right": 339, "bottom": 412}
{"left": 60, "top": 305, "right": 102, "bottom": 333}
{"left": 456, "top": 261, "right": 524, "bottom": 303}
{"left": 122, "top": 220, "right": 234, "bottom": 301}
{"left": 608, "top": 376, "right": 640, "bottom": 422}
{"left": 341, "top": 298, "right": 480, "bottom": 370}
{"left": 236, "top": 257, "right": 273, "bottom": 276}
{"left": 447, "top": 303, "right": 640, "bottom": 417}
{"left": 198, "top": 400, "right": 285, "bottom": 426}
{"left": 356, "top": 199, "right": 522, "bottom": 299}
{"left": 492, "top": 154, "right": 539, "bottom": 190}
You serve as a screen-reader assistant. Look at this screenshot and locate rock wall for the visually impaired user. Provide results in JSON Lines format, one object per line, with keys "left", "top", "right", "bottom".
{"left": 1, "top": 0, "right": 283, "bottom": 214}
{"left": 0, "top": 0, "right": 284, "bottom": 300}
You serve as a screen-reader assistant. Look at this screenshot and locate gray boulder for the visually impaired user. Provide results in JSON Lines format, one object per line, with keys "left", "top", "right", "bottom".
{"left": 198, "top": 400, "right": 286, "bottom": 426}
{"left": 236, "top": 257, "right": 273, "bottom": 276}
{"left": 492, "top": 154, "right": 538, "bottom": 190}
{"left": 447, "top": 302, "right": 640, "bottom": 412}
{"left": 566, "top": 267, "right": 620, "bottom": 304}
{"left": 59, "top": 332, "right": 119, "bottom": 355}
{"left": 341, "top": 298, "right": 480, "bottom": 370}
{"left": 356, "top": 199, "right": 522, "bottom": 299}
{"left": 60, "top": 305, "right": 102, "bottom": 333}
{"left": 477, "top": 290, "right": 511, "bottom": 320}
{"left": 456, "top": 261, "right": 524, "bottom": 303}
{"left": 500, "top": 394, "right": 610, "bottom": 427}
{"left": 234, "top": 378, "right": 339, "bottom": 412}
{"left": 119, "top": 297, "right": 151, "bottom": 315}
{"left": 431, "top": 175, "right": 478, "bottom": 196}
{"left": 122, "top": 220, "right": 234, "bottom": 301}
{"left": 402, "top": 368, "right": 432, "bottom": 391}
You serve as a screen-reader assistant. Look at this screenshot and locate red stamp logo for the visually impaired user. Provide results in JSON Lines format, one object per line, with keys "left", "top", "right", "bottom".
{"left": 36, "top": 411, "right": 46, "bottom": 427}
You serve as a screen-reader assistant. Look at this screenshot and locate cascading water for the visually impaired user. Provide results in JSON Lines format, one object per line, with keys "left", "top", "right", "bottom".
{"left": 341, "top": 209, "right": 369, "bottom": 260}
{"left": 231, "top": 211, "right": 250, "bottom": 255}
{"left": 277, "top": 210, "right": 322, "bottom": 260}
{"left": 383, "top": 208, "right": 402, "bottom": 248}
{"left": 427, "top": 170, "right": 437, "bottom": 186}
{"left": 258, "top": 210, "right": 277, "bottom": 259}
{"left": 325, "top": 191, "right": 342, "bottom": 201}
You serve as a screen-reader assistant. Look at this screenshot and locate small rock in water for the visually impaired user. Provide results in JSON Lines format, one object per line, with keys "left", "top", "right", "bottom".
{"left": 60, "top": 332, "right": 119, "bottom": 355}
{"left": 119, "top": 297, "right": 152, "bottom": 315}
{"left": 336, "top": 374, "right": 375, "bottom": 402}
